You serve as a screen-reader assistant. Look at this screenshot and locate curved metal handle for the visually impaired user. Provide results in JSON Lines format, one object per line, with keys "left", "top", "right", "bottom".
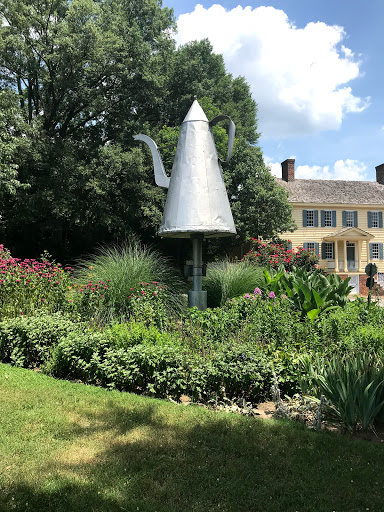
{"left": 133, "top": 134, "right": 170, "bottom": 188}
{"left": 209, "top": 115, "right": 236, "bottom": 163}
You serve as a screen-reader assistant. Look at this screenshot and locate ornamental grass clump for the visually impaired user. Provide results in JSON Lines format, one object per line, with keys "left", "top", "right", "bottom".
{"left": 74, "top": 242, "right": 185, "bottom": 323}
{"left": 202, "top": 259, "right": 265, "bottom": 308}
{"left": 0, "top": 245, "right": 74, "bottom": 318}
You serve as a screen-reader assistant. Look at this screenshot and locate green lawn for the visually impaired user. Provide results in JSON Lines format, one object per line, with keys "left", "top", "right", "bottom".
{"left": 1, "top": 363, "right": 384, "bottom": 512}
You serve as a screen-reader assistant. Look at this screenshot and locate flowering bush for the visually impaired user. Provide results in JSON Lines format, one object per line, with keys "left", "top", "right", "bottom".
{"left": 0, "top": 245, "right": 74, "bottom": 318}
{"left": 242, "top": 239, "right": 319, "bottom": 272}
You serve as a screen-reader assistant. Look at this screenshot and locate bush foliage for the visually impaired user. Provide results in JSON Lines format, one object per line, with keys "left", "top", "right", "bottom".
{"left": 1, "top": 243, "right": 384, "bottom": 431}
{"left": 242, "top": 239, "right": 319, "bottom": 271}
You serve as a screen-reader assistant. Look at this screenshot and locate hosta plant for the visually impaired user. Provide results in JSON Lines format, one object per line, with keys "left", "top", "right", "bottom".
{"left": 262, "top": 266, "right": 354, "bottom": 320}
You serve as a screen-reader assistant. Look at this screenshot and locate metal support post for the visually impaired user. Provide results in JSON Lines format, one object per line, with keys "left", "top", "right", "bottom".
{"left": 188, "top": 234, "right": 207, "bottom": 310}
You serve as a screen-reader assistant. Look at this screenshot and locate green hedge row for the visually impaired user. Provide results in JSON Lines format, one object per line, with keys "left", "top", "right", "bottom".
{"left": 0, "top": 313, "right": 275, "bottom": 402}
{"left": 1, "top": 299, "right": 384, "bottom": 404}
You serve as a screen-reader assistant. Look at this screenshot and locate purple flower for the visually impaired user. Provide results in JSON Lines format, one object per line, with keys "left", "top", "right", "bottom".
{"left": 253, "top": 287, "right": 262, "bottom": 296}
{"left": 268, "top": 291, "right": 276, "bottom": 299}
{"left": 243, "top": 293, "right": 251, "bottom": 299}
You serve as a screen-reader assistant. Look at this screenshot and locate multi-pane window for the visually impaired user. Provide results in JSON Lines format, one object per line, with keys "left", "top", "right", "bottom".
{"left": 324, "top": 211, "right": 333, "bottom": 227}
{"left": 368, "top": 211, "right": 383, "bottom": 228}
{"left": 306, "top": 242, "right": 315, "bottom": 250}
{"left": 324, "top": 242, "right": 334, "bottom": 259}
{"left": 371, "top": 212, "right": 379, "bottom": 228}
{"left": 371, "top": 243, "right": 380, "bottom": 259}
{"left": 345, "top": 211, "right": 354, "bottom": 227}
{"left": 306, "top": 210, "right": 314, "bottom": 227}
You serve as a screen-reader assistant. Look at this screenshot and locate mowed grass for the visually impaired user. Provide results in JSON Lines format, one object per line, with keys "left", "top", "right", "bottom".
{"left": 1, "top": 364, "right": 384, "bottom": 512}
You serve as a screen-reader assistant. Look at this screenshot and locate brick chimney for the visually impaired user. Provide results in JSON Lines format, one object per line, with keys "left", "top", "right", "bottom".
{"left": 281, "top": 159, "right": 295, "bottom": 182}
{"left": 376, "top": 164, "right": 384, "bottom": 185}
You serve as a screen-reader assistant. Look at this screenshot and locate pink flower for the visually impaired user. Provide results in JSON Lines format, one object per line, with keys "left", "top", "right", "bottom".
{"left": 268, "top": 291, "right": 276, "bottom": 299}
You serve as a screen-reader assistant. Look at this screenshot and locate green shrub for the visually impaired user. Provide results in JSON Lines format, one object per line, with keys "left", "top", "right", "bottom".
{"left": 188, "top": 348, "right": 272, "bottom": 403}
{"left": 48, "top": 331, "right": 273, "bottom": 402}
{"left": 242, "top": 239, "right": 319, "bottom": 272}
{"left": 0, "top": 313, "right": 81, "bottom": 368}
{"left": 74, "top": 242, "right": 185, "bottom": 323}
{"left": 104, "top": 321, "right": 179, "bottom": 348}
{"left": 202, "top": 260, "right": 264, "bottom": 308}
{"left": 300, "top": 353, "right": 384, "bottom": 431}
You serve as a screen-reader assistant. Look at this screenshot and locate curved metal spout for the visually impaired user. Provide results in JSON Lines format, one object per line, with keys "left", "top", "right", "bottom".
{"left": 133, "top": 134, "right": 170, "bottom": 188}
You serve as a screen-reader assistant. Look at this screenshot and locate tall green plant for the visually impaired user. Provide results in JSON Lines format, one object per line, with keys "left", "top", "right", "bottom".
{"left": 74, "top": 243, "right": 185, "bottom": 322}
{"left": 262, "top": 266, "right": 354, "bottom": 320}
{"left": 300, "top": 354, "right": 384, "bottom": 431}
{"left": 203, "top": 260, "right": 264, "bottom": 308}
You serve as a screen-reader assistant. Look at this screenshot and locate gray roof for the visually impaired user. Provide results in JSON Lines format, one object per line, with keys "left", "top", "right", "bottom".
{"left": 277, "top": 178, "right": 384, "bottom": 205}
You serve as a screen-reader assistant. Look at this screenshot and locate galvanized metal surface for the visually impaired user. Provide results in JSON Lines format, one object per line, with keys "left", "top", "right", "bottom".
{"left": 132, "top": 134, "right": 170, "bottom": 188}
{"left": 134, "top": 99, "right": 237, "bottom": 238}
{"left": 159, "top": 100, "right": 236, "bottom": 238}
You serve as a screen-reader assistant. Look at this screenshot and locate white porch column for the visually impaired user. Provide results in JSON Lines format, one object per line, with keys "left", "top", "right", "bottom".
{"left": 334, "top": 240, "right": 339, "bottom": 272}
{"left": 358, "top": 240, "right": 361, "bottom": 272}
{"left": 343, "top": 241, "right": 347, "bottom": 272}
{"left": 366, "top": 240, "right": 370, "bottom": 264}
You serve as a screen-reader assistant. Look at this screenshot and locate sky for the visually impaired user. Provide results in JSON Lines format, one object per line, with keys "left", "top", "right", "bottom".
{"left": 162, "top": 0, "right": 384, "bottom": 181}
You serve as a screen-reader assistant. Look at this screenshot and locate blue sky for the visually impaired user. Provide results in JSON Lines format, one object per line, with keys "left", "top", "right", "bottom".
{"left": 162, "top": 0, "right": 384, "bottom": 181}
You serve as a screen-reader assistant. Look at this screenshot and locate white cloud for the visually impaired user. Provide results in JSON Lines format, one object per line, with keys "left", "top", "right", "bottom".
{"left": 176, "top": 4, "right": 370, "bottom": 138}
{"left": 264, "top": 156, "right": 281, "bottom": 177}
{"left": 267, "top": 158, "right": 368, "bottom": 180}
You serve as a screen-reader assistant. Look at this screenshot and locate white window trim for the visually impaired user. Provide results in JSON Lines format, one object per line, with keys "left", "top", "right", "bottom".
{"left": 371, "top": 210, "right": 380, "bottom": 228}
{"left": 345, "top": 210, "right": 355, "bottom": 228}
{"left": 324, "top": 242, "right": 334, "bottom": 260}
{"left": 371, "top": 243, "right": 380, "bottom": 260}
{"left": 306, "top": 209, "right": 315, "bottom": 228}
{"left": 323, "top": 210, "right": 333, "bottom": 228}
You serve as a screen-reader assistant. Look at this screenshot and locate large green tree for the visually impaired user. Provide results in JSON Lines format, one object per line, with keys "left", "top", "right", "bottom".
{"left": 0, "top": 3, "right": 294, "bottom": 260}
{"left": 0, "top": 0, "right": 175, "bottom": 257}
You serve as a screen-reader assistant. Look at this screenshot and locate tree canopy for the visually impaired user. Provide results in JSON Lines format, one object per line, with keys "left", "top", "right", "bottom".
{"left": 0, "top": 0, "right": 295, "bottom": 260}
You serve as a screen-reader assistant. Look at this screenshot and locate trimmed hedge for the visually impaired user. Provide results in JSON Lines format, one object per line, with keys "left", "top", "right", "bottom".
{"left": 47, "top": 331, "right": 273, "bottom": 402}
{"left": 0, "top": 313, "right": 81, "bottom": 367}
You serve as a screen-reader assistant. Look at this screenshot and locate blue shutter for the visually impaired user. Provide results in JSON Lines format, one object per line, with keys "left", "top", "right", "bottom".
{"left": 380, "top": 243, "right": 384, "bottom": 260}
{"left": 321, "top": 210, "right": 325, "bottom": 227}
{"left": 303, "top": 210, "right": 307, "bottom": 227}
{"left": 315, "top": 242, "right": 319, "bottom": 255}
{"left": 332, "top": 210, "right": 336, "bottom": 227}
{"left": 342, "top": 211, "right": 347, "bottom": 227}
{"left": 314, "top": 210, "right": 319, "bottom": 227}
{"left": 368, "top": 211, "right": 372, "bottom": 228}
{"left": 369, "top": 243, "right": 373, "bottom": 259}
{"left": 354, "top": 211, "right": 358, "bottom": 227}
{"left": 303, "top": 242, "right": 308, "bottom": 250}
{"left": 288, "top": 242, "right": 292, "bottom": 250}
{"left": 380, "top": 212, "right": 383, "bottom": 228}
{"left": 321, "top": 243, "right": 326, "bottom": 259}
